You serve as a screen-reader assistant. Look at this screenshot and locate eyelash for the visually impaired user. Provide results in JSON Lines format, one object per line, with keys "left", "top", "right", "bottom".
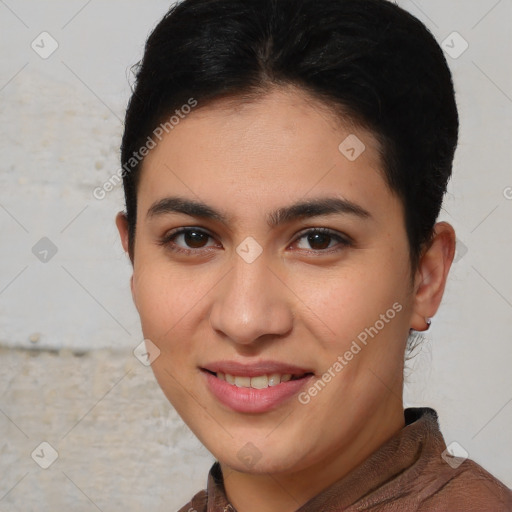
{"left": 158, "top": 227, "right": 352, "bottom": 256}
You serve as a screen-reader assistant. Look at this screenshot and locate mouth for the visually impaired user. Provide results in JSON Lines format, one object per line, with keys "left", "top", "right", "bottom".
{"left": 200, "top": 361, "right": 315, "bottom": 413}
{"left": 203, "top": 369, "right": 313, "bottom": 389}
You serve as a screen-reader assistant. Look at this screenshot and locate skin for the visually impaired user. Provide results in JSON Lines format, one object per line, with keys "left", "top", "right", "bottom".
{"left": 116, "top": 86, "right": 456, "bottom": 512}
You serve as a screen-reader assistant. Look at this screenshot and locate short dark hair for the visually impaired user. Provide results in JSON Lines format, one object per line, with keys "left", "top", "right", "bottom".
{"left": 121, "top": 0, "right": 459, "bottom": 274}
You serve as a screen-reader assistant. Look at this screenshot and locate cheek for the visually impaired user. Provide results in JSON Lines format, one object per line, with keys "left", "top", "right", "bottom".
{"left": 294, "top": 260, "right": 406, "bottom": 339}
{"left": 131, "top": 261, "right": 218, "bottom": 359}
{"left": 132, "top": 267, "right": 204, "bottom": 409}
{"left": 132, "top": 265, "right": 191, "bottom": 344}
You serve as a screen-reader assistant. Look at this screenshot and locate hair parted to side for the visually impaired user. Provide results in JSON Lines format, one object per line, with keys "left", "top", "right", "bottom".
{"left": 121, "top": 0, "right": 459, "bottom": 276}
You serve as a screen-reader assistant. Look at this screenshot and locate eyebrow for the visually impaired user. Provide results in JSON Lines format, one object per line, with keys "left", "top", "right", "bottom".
{"left": 146, "top": 196, "right": 371, "bottom": 226}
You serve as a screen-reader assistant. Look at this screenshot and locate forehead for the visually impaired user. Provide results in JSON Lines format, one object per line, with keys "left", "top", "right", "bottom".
{"left": 136, "top": 87, "right": 394, "bottom": 220}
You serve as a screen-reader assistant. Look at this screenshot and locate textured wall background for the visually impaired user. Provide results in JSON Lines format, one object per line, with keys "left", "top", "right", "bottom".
{"left": 0, "top": 0, "right": 511, "bottom": 510}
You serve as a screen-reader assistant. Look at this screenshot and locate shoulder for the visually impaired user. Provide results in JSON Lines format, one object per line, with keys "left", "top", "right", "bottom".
{"left": 402, "top": 408, "right": 512, "bottom": 510}
{"left": 420, "top": 458, "right": 512, "bottom": 511}
{"left": 177, "top": 489, "right": 208, "bottom": 512}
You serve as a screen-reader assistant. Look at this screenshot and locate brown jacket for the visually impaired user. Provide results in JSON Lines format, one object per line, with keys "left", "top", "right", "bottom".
{"left": 178, "top": 408, "right": 512, "bottom": 511}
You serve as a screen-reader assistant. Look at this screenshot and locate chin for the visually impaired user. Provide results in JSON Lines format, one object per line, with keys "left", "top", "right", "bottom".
{"left": 211, "top": 437, "right": 312, "bottom": 475}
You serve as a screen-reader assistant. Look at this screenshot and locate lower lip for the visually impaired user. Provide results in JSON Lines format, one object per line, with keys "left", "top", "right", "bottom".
{"left": 202, "top": 371, "right": 314, "bottom": 413}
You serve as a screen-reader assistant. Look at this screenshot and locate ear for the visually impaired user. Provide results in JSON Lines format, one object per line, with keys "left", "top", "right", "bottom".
{"left": 115, "top": 211, "right": 130, "bottom": 254}
{"left": 410, "top": 221, "right": 456, "bottom": 331}
{"left": 115, "top": 211, "right": 135, "bottom": 297}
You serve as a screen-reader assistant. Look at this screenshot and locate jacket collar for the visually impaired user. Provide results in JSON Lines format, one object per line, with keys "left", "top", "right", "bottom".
{"left": 205, "top": 407, "right": 444, "bottom": 511}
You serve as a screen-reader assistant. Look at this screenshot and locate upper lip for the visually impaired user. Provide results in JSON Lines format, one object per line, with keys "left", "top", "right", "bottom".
{"left": 201, "top": 360, "right": 314, "bottom": 377}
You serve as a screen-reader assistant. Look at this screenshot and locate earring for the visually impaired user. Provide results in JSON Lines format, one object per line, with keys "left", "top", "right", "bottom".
{"left": 409, "top": 317, "right": 431, "bottom": 333}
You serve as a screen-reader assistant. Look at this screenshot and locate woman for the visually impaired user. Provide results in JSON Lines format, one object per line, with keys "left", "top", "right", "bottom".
{"left": 115, "top": 0, "right": 512, "bottom": 510}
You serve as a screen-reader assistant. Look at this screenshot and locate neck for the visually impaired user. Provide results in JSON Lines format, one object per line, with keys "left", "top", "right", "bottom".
{"left": 221, "top": 402, "right": 405, "bottom": 512}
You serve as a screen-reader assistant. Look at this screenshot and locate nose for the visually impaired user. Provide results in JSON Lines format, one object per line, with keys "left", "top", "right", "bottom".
{"left": 209, "top": 255, "right": 294, "bottom": 346}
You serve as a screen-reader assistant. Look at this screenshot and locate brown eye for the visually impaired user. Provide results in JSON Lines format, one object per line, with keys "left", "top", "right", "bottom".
{"left": 294, "top": 228, "right": 351, "bottom": 252}
{"left": 160, "top": 227, "right": 218, "bottom": 253}
{"left": 306, "top": 232, "right": 332, "bottom": 250}
{"left": 182, "top": 230, "right": 210, "bottom": 248}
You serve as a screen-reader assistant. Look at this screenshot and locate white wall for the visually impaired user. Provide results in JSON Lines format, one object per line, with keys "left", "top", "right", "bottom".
{"left": 0, "top": 0, "right": 510, "bottom": 509}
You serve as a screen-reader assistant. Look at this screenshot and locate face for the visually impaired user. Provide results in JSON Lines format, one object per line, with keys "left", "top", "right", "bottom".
{"left": 119, "top": 87, "right": 419, "bottom": 476}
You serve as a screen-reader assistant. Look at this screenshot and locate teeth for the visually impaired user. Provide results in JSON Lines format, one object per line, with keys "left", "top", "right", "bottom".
{"left": 216, "top": 372, "right": 302, "bottom": 389}
{"left": 234, "top": 376, "right": 251, "bottom": 388}
{"left": 250, "top": 375, "right": 268, "bottom": 389}
{"left": 268, "top": 373, "right": 281, "bottom": 386}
